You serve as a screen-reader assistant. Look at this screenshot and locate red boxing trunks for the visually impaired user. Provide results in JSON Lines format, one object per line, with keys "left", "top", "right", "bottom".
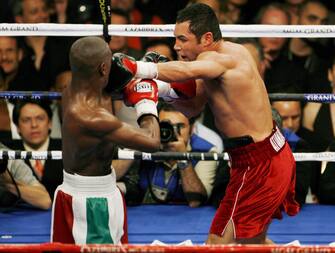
{"left": 51, "top": 169, "right": 128, "bottom": 244}
{"left": 210, "top": 125, "right": 300, "bottom": 239}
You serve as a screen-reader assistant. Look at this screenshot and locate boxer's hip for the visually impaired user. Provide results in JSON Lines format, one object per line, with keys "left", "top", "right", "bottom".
{"left": 223, "top": 125, "right": 287, "bottom": 168}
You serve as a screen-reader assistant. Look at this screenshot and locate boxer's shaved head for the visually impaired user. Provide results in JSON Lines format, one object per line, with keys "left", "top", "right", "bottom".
{"left": 70, "top": 36, "right": 112, "bottom": 77}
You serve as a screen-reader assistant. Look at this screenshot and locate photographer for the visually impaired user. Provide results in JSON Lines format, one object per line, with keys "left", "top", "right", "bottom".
{"left": 136, "top": 103, "right": 220, "bottom": 207}
{"left": 0, "top": 142, "right": 51, "bottom": 210}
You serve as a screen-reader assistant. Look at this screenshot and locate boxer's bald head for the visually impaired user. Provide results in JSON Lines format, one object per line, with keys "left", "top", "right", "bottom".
{"left": 70, "top": 36, "right": 112, "bottom": 78}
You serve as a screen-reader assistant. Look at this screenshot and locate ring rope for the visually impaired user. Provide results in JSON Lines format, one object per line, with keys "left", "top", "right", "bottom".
{"left": 1, "top": 149, "right": 335, "bottom": 162}
{"left": 1, "top": 23, "right": 335, "bottom": 37}
{"left": 0, "top": 91, "right": 123, "bottom": 100}
{"left": 1, "top": 91, "right": 335, "bottom": 103}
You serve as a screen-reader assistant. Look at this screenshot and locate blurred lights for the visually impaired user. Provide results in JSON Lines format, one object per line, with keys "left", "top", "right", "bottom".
{"left": 79, "top": 5, "right": 87, "bottom": 13}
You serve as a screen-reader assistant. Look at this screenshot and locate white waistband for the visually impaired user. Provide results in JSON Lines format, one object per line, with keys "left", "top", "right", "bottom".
{"left": 62, "top": 169, "right": 117, "bottom": 193}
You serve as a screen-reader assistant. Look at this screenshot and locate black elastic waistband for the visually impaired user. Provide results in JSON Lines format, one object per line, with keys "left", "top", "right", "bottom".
{"left": 222, "top": 135, "right": 254, "bottom": 150}
{"left": 225, "top": 126, "right": 286, "bottom": 168}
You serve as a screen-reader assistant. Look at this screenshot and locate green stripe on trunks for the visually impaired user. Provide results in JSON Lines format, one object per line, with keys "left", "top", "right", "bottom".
{"left": 86, "top": 197, "right": 114, "bottom": 244}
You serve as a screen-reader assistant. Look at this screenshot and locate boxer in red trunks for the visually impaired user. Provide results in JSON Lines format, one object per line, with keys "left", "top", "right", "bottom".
{"left": 110, "top": 3, "right": 300, "bottom": 244}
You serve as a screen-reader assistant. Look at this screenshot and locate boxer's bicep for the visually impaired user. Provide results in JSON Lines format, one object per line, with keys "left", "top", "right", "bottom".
{"left": 106, "top": 120, "right": 160, "bottom": 152}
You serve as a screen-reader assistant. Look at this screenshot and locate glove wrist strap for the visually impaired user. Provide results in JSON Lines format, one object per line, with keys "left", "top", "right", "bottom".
{"left": 135, "top": 62, "right": 158, "bottom": 79}
{"left": 135, "top": 99, "right": 158, "bottom": 119}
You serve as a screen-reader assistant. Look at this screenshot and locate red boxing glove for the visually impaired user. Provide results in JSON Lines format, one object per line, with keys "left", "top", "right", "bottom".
{"left": 156, "top": 79, "right": 196, "bottom": 102}
{"left": 123, "top": 79, "right": 159, "bottom": 120}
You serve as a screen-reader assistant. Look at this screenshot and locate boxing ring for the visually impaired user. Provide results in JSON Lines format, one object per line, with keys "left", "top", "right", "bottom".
{"left": 1, "top": 22, "right": 335, "bottom": 252}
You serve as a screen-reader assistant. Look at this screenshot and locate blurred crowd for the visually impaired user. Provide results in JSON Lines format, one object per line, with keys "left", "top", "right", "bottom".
{"left": 1, "top": 0, "right": 335, "bottom": 211}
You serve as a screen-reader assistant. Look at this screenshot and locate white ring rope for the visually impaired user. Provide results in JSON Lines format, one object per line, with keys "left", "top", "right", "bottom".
{"left": 1, "top": 23, "right": 335, "bottom": 37}
{"left": 0, "top": 149, "right": 335, "bottom": 162}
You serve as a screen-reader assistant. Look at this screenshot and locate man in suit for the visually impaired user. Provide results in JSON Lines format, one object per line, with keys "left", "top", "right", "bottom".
{"left": 9, "top": 99, "right": 62, "bottom": 198}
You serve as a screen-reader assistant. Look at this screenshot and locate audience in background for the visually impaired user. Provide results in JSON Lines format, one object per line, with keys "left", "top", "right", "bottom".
{"left": 111, "top": 0, "right": 165, "bottom": 51}
{"left": 256, "top": 3, "right": 309, "bottom": 93}
{"left": 8, "top": 100, "right": 63, "bottom": 198}
{"left": 13, "top": 0, "right": 73, "bottom": 91}
{"left": 318, "top": 139, "right": 335, "bottom": 204}
{"left": 49, "top": 70, "right": 72, "bottom": 139}
{"left": 288, "top": 0, "right": 331, "bottom": 93}
{"left": 109, "top": 8, "right": 142, "bottom": 59}
{"left": 49, "top": 0, "right": 68, "bottom": 24}
{"left": 120, "top": 103, "right": 220, "bottom": 207}
{"left": 219, "top": 0, "right": 249, "bottom": 24}
{"left": 0, "top": 142, "right": 51, "bottom": 209}
{"left": 0, "top": 36, "right": 45, "bottom": 91}
{"left": 284, "top": 0, "right": 306, "bottom": 24}
{"left": 303, "top": 52, "right": 335, "bottom": 150}
{"left": 272, "top": 101, "right": 315, "bottom": 206}
{"left": 189, "top": 0, "right": 221, "bottom": 20}
{"left": 143, "top": 39, "right": 177, "bottom": 62}
{"left": 0, "top": 0, "right": 334, "bottom": 209}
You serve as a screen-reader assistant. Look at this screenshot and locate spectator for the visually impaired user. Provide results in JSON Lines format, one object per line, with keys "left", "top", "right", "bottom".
{"left": 288, "top": 0, "right": 331, "bottom": 93}
{"left": 284, "top": 0, "right": 306, "bottom": 24}
{"left": 49, "top": 0, "right": 68, "bottom": 24}
{"left": 0, "top": 142, "right": 51, "bottom": 210}
{"left": 114, "top": 40, "right": 176, "bottom": 187}
{"left": 255, "top": 3, "right": 309, "bottom": 93}
{"left": 188, "top": 0, "right": 221, "bottom": 20}
{"left": 108, "top": 8, "right": 142, "bottom": 59}
{"left": 272, "top": 101, "right": 315, "bottom": 206}
{"left": 49, "top": 70, "right": 72, "bottom": 139}
{"left": 318, "top": 139, "right": 335, "bottom": 204}
{"left": 137, "top": 103, "right": 219, "bottom": 207}
{"left": 13, "top": 0, "right": 73, "bottom": 90}
{"left": 143, "top": 39, "right": 177, "bottom": 61}
{"left": 219, "top": 0, "right": 250, "bottom": 24}
{"left": 0, "top": 36, "right": 22, "bottom": 91}
{"left": 303, "top": 51, "right": 335, "bottom": 150}
{"left": 111, "top": 0, "right": 165, "bottom": 51}
{"left": 0, "top": 36, "right": 45, "bottom": 91}
{"left": 9, "top": 100, "right": 62, "bottom": 198}
{"left": 0, "top": 36, "right": 46, "bottom": 141}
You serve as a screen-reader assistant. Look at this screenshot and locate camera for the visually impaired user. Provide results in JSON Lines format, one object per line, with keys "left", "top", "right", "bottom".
{"left": 160, "top": 121, "right": 180, "bottom": 143}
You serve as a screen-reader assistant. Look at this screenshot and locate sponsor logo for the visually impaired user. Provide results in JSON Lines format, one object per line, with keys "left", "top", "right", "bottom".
{"left": 125, "top": 27, "right": 165, "bottom": 32}
{"left": 0, "top": 26, "right": 38, "bottom": 32}
{"left": 136, "top": 82, "right": 152, "bottom": 92}
{"left": 283, "top": 28, "right": 335, "bottom": 34}
{"left": 270, "top": 127, "right": 285, "bottom": 152}
{"left": 305, "top": 94, "right": 335, "bottom": 102}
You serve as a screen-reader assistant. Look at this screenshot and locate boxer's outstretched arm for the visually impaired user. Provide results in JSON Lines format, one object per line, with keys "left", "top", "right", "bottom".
{"left": 156, "top": 52, "right": 229, "bottom": 82}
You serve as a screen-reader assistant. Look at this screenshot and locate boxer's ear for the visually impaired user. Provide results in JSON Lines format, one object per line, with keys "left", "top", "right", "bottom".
{"left": 99, "top": 62, "right": 107, "bottom": 76}
{"left": 201, "top": 32, "right": 214, "bottom": 47}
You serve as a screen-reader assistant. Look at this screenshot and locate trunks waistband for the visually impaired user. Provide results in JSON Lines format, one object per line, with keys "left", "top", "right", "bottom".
{"left": 225, "top": 125, "right": 286, "bottom": 168}
{"left": 62, "top": 169, "right": 117, "bottom": 193}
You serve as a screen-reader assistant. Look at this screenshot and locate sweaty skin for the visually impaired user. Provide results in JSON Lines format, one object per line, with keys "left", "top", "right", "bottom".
{"left": 62, "top": 37, "right": 160, "bottom": 176}
{"left": 150, "top": 20, "right": 279, "bottom": 244}
{"left": 157, "top": 39, "right": 273, "bottom": 142}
